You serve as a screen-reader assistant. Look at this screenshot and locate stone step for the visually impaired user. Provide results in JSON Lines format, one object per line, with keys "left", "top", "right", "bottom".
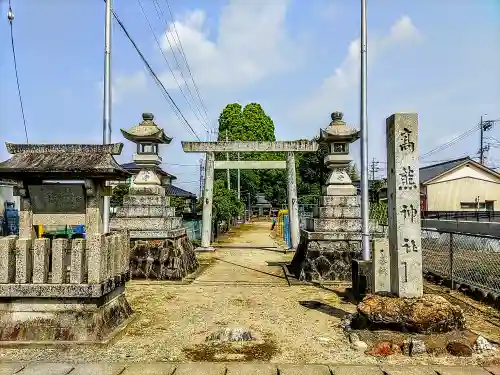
{"left": 306, "top": 218, "right": 361, "bottom": 232}
{"left": 314, "top": 206, "right": 360, "bottom": 218}
{"left": 129, "top": 227, "right": 187, "bottom": 239}
{"left": 110, "top": 216, "right": 182, "bottom": 231}
{"left": 115, "top": 206, "right": 175, "bottom": 218}
{"left": 322, "top": 185, "right": 357, "bottom": 196}
{"left": 319, "top": 195, "right": 360, "bottom": 207}
{"left": 122, "top": 195, "right": 170, "bottom": 206}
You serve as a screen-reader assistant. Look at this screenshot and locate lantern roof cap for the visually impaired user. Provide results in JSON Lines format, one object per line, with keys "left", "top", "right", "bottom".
{"left": 319, "top": 111, "right": 360, "bottom": 141}
{"left": 120, "top": 113, "right": 173, "bottom": 144}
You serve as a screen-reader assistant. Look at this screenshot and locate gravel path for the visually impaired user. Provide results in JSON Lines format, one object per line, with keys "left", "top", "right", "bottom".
{"left": 1, "top": 222, "right": 500, "bottom": 366}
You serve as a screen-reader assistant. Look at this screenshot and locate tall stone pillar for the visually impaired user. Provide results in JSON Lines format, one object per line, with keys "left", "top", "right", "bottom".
{"left": 286, "top": 151, "right": 299, "bottom": 249}
{"left": 200, "top": 152, "right": 215, "bottom": 250}
{"left": 386, "top": 113, "right": 423, "bottom": 298}
{"left": 14, "top": 183, "right": 34, "bottom": 239}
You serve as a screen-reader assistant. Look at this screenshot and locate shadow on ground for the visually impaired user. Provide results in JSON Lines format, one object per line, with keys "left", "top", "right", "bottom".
{"left": 299, "top": 300, "right": 349, "bottom": 319}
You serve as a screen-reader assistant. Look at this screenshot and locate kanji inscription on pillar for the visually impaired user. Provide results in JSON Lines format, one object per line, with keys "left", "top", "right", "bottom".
{"left": 386, "top": 113, "right": 423, "bottom": 298}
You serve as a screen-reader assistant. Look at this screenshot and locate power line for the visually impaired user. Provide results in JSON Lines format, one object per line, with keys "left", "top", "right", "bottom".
{"left": 151, "top": 0, "right": 212, "bottom": 134}
{"left": 7, "top": 1, "right": 29, "bottom": 143}
{"left": 108, "top": 2, "right": 201, "bottom": 140}
{"left": 136, "top": 0, "right": 209, "bottom": 133}
{"left": 161, "top": 0, "right": 215, "bottom": 137}
{"left": 419, "top": 124, "right": 480, "bottom": 159}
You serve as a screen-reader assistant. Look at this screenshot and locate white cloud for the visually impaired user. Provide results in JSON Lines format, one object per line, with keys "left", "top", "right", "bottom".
{"left": 97, "top": 70, "right": 148, "bottom": 105}
{"left": 114, "top": 0, "right": 304, "bottom": 101}
{"left": 112, "top": 70, "right": 148, "bottom": 104}
{"left": 293, "top": 15, "right": 422, "bottom": 121}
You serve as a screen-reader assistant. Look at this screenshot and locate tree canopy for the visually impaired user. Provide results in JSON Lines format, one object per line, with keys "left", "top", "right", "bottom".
{"left": 215, "top": 103, "right": 287, "bottom": 207}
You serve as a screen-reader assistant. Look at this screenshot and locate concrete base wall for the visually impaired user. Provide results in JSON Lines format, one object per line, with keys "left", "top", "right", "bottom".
{"left": 0, "top": 286, "right": 132, "bottom": 343}
{"left": 422, "top": 219, "right": 500, "bottom": 236}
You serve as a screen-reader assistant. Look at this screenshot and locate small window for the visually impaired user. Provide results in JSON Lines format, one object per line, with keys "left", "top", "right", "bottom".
{"left": 460, "top": 202, "right": 484, "bottom": 209}
{"left": 332, "top": 143, "right": 348, "bottom": 153}
{"left": 140, "top": 143, "right": 155, "bottom": 153}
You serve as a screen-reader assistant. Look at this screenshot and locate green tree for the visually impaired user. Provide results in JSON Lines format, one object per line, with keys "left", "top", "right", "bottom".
{"left": 110, "top": 184, "right": 129, "bottom": 207}
{"left": 215, "top": 102, "right": 286, "bottom": 206}
{"left": 212, "top": 180, "right": 244, "bottom": 223}
{"left": 170, "top": 196, "right": 186, "bottom": 214}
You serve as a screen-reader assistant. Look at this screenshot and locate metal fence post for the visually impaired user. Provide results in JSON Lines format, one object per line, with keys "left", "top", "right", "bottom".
{"left": 449, "top": 232, "right": 454, "bottom": 290}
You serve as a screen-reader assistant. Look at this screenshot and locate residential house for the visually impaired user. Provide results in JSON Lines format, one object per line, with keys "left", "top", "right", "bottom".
{"left": 420, "top": 156, "right": 500, "bottom": 211}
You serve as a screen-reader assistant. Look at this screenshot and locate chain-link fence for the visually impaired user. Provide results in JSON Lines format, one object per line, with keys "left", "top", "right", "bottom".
{"left": 422, "top": 228, "right": 500, "bottom": 294}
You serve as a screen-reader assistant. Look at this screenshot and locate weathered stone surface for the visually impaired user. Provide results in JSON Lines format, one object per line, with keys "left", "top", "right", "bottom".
{"left": 0, "top": 236, "right": 17, "bottom": 283}
{"left": 206, "top": 327, "right": 256, "bottom": 343}
{"left": 322, "top": 184, "right": 357, "bottom": 196}
{"left": 372, "top": 238, "right": 390, "bottom": 293}
{"left": 381, "top": 365, "right": 437, "bottom": 375}
{"left": 355, "top": 294, "right": 465, "bottom": 333}
{"left": 314, "top": 205, "right": 361, "bottom": 218}
{"left": 306, "top": 217, "right": 361, "bottom": 232}
{"left": 432, "top": 367, "right": 489, "bottom": 375}
{"left": 0, "top": 288, "right": 132, "bottom": 342}
{"left": 279, "top": 364, "right": 331, "bottom": 375}
{"left": 0, "top": 362, "right": 25, "bottom": 375}
{"left": 123, "top": 195, "right": 170, "bottom": 206}
{"left": 182, "top": 140, "right": 318, "bottom": 153}
{"left": 121, "top": 363, "right": 176, "bottom": 375}
{"left": 115, "top": 205, "right": 175, "bottom": 218}
{"left": 111, "top": 216, "right": 182, "bottom": 231}
{"left": 474, "top": 335, "right": 496, "bottom": 353}
{"left": 129, "top": 236, "right": 198, "bottom": 280}
{"left": 16, "top": 363, "right": 74, "bottom": 375}
{"left": 290, "top": 237, "right": 361, "bottom": 282}
{"left": 226, "top": 363, "right": 277, "bottom": 375}
{"left": 319, "top": 195, "right": 360, "bottom": 206}
{"left": 331, "top": 366, "right": 384, "bottom": 375}
{"left": 174, "top": 363, "right": 226, "bottom": 375}
{"left": 71, "top": 363, "right": 126, "bottom": 375}
{"left": 386, "top": 113, "right": 423, "bottom": 298}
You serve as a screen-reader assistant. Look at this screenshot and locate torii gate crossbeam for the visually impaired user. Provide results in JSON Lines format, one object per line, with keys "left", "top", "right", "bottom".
{"left": 182, "top": 141, "right": 318, "bottom": 251}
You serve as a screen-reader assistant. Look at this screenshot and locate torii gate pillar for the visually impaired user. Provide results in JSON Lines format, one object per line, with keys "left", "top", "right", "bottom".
{"left": 286, "top": 151, "right": 300, "bottom": 249}
{"left": 200, "top": 152, "right": 215, "bottom": 251}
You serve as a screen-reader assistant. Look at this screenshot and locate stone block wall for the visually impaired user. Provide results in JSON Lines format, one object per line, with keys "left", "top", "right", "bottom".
{"left": 0, "top": 231, "right": 130, "bottom": 295}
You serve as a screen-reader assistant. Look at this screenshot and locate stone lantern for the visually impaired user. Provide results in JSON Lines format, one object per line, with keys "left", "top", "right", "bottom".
{"left": 319, "top": 111, "right": 360, "bottom": 195}
{"left": 111, "top": 112, "right": 199, "bottom": 281}
{"left": 120, "top": 112, "right": 172, "bottom": 194}
{"left": 290, "top": 110, "right": 365, "bottom": 283}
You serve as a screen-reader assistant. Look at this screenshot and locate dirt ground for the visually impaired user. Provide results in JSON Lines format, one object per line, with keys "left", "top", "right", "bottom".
{"left": 2, "top": 221, "right": 500, "bottom": 366}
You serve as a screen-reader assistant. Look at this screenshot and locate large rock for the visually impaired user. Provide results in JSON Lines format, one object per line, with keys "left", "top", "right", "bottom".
{"left": 354, "top": 294, "right": 465, "bottom": 333}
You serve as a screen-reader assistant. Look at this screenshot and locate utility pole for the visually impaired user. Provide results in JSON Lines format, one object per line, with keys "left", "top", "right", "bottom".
{"left": 237, "top": 152, "right": 241, "bottom": 200}
{"left": 480, "top": 115, "right": 496, "bottom": 165}
{"left": 480, "top": 115, "right": 484, "bottom": 164}
{"left": 248, "top": 192, "right": 251, "bottom": 222}
{"left": 199, "top": 158, "right": 204, "bottom": 197}
{"left": 370, "top": 158, "right": 380, "bottom": 181}
{"left": 359, "top": 0, "right": 370, "bottom": 261}
{"left": 102, "top": 0, "right": 113, "bottom": 233}
{"left": 226, "top": 129, "right": 230, "bottom": 190}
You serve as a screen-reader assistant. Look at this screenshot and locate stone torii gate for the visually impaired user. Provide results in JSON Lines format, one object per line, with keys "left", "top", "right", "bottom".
{"left": 182, "top": 141, "right": 318, "bottom": 251}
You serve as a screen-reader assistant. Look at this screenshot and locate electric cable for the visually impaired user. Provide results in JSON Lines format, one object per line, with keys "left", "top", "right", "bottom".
{"left": 7, "top": 0, "right": 29, "bottom": 143}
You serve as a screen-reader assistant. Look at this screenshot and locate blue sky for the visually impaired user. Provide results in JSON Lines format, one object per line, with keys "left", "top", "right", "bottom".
{"left": 1, "top": 0, "right": 499, "bottom": 194}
